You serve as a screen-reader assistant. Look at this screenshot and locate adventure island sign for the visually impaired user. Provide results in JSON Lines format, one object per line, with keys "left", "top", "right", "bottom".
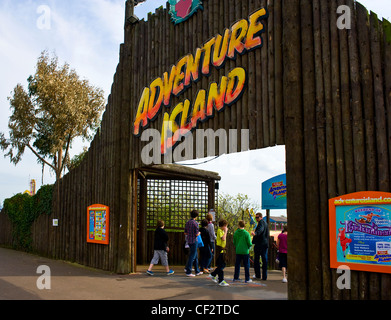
{"left": 133, "top": 7, "right": 268, "bottom": 154}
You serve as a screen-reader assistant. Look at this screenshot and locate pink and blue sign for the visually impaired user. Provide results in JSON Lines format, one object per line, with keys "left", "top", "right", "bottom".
{"left": 169, "top": 0, "right": 203, "bottom": 25}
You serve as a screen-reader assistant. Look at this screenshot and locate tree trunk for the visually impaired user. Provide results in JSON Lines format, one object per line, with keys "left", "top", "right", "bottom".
{"left": 57, "top": 149, "right": 63, "bottom": 180}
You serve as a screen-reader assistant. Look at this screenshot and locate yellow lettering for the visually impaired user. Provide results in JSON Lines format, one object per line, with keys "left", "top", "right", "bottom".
{"left": 202, "top": 37, "right": 216, "bottom": 75}
{"left": 225, "top": 67, "right": 247, "bottom": 105}
{"left": 228, "top": 19, "right": 249, "bottom": 59}
{"left": 133, "top": 87, "right": 150, "bottom": 136}
{"left": 148, "top": 77, "right": 163, "bottom": 120}
{"left": 213, "top": 29, "right": 231, "bottom": 68}
{"left": 173, "top": 56, "right": 188, "bottom": 96}
{"left": 207, "top": 76, "right": 228, "bottom": 116}
{"left": 245, "top": 8, "right": 267, "bottom": 51}
{"left": 185, "top": 49, "right": 203, "bottom": 86}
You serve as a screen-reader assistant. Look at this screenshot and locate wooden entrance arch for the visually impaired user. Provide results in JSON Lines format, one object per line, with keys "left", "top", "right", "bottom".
{"left": 2, "top": 0, "right": 389, "bottom": 300}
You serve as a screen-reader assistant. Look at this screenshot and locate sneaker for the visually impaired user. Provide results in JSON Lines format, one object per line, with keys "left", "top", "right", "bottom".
{"left": 146, "top": 270, "right": 154, "bottom": 276}
{"left": 196, "top": 271, "right": 203, "bottom": 276}
{"left": 282, "top": 278, "right": 288, "bottom": 283}
{"left": 232, "top": 278, "right": 241, "bottom": 282}
{"left": 219, "top": 280, "right": 230, "bottom": 287}
{"left": 245, "top": 279, "right": 253, "bottom": 283}
{"left": 207, "top": 274, "right": 218, "bottom": 283}
{"left": 252, "top": 275, "right": 261, "bottom": 280}
{"left": 186, "top": 273, "right": 195, "bottom": 277}
{"left": 167, "top": 269, "right": 175, "bottom": 276}
{"left": 203, "top": 268, "right": 210, "bottom": 274}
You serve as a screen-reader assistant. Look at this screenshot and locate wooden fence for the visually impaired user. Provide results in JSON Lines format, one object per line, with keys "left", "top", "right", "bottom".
{"left": 1, "top": 0, "right": 391, "bottom": 300}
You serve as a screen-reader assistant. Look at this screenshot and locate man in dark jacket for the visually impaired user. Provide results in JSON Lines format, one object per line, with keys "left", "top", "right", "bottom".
{"left": 251, "top": 213, "right": 269, "bottom": 280}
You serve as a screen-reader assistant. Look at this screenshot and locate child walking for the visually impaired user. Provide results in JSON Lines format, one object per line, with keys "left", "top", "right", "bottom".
{"left": 208, "top": 219, "right": 229, "bottom": 287}
{"left": 277, "top": 225, "right": 288, "bottom": 282}
{"left": 146, "top": 220, "right": 175, "bottom": 276}
{"left": 199, "top": 219, "right": 212, "bottom": 273}
{"left": 206, "top": 212, "right": 216, "bottom": 270}
{"left": 233, "top": 220, "right": 252, "bottom": 283}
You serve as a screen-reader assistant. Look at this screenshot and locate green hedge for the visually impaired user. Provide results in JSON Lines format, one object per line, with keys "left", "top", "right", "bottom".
{"left": 3, "top": 184, "right": 53, "bottom": 251}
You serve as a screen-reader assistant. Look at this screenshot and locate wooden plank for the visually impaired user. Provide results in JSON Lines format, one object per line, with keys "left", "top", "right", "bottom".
{"left": 320, "top": 0, "right": 342, "bottom": 300}
{"left": 382, "top": 17, "right": 391, "bottom": 300}
{"left": 261, "top": 0, "right": 269, "bottom": 147}
{"left": 282, "top": 0, "right": 307, "bottom": 300}
{"left": 300, "top": 0, "right": 322, "bottom": 300}
{"left": 370, "top": 12, "right": 389, "bottom": 191}
{"left": 268, "top": 0, "right": 276, "bottom": 146}
{"left": 337, "top": 0, "right": 355, "bottom": 194}
{"left": 347, "top": 0, "right": 366, "bottom": 300}
{"left": 330, "top": 0, "right": 346, "bottom": 197}
{"left": 241, "top": 0, "right": 249, "bottom": 147}
{"left": 247, "top": 0, "right": 257, "bottom": 150}
{"left": 255, "top": 0, "right": 263, "bottom": 149}
{"left": 370, "top": 12, "right": 390, "bottom": 301}
{"left": 357, "top": 3, "right": 376, "bottom": 193}
{"left": 313, "top": 0, "right": 331, "bottom": 299}
{"left": 273, "top": 0, "right": 283, "bottom": 145}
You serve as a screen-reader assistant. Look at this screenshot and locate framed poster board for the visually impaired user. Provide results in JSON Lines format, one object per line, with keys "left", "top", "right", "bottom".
{"left": 329, "top": 192, "right": 391, "bottom": 274}
{"left": 87, "top": 204, "right": 109, "bottom": 245}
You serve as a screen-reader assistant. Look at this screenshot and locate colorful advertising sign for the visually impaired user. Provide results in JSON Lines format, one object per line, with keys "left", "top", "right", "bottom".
{"left": 329, "top": 192, "right": 391, "bottom": 274}
{"left": 133, "top": 7, "right": 269, "bottom": 155}
{"left": 87, "top": 204, "right": 109, "bottom": 245}
{"left": 261, "top": 174, "right": 287, "bottom": 210}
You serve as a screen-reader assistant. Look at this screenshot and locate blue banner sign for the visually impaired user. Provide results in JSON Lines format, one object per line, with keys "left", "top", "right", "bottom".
{"left": 261, "top": 174, "right": 287, "bottom": 210}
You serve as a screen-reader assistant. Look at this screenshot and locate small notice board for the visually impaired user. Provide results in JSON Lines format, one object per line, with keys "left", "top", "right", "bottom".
{"left": 87, "top": 204, "right": 109, "bottom": 245}
{"left": 329, "top": 191, "right": 391, "bottom": 274}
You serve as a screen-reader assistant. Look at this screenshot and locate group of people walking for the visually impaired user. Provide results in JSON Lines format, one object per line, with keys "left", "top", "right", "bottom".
{"left": 146, "top": 210, "right": 288, "bottom": 285}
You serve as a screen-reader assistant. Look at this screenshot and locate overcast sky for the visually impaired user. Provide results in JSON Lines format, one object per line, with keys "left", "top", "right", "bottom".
{"left": 0, "top": 0, "right": 389, "bottom": 216}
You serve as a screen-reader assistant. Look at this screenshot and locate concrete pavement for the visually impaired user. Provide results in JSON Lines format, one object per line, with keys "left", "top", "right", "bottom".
{"left": 0, "top": 247, "right": 287, "bottom": 300}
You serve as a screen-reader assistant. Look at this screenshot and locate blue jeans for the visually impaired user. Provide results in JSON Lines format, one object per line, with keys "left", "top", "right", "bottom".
{"left": 208, "top": 242, "right": 215, "bottom": 268}
{"left": 199, "top": 245, "right": 211, "bottom": 270}
{"left": 234, "top": 254, "right": 250, "bottom": 281}
{"left": 254, "top": 246, "right": 268, "bottom": 280}
{"left": 185, "top": 243, "right": 199, "bottom": 274}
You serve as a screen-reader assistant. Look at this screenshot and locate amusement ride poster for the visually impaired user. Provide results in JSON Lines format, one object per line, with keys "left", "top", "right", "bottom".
{"left": 87, "top": 204, "right": 110, "bottom": 245}
{"left": 329, "top": 192, "right": 391, "bottom": 274}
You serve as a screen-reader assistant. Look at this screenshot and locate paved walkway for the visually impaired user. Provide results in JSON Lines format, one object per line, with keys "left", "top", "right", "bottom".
{"left": 0, "top": 247, "right": 287, "bottom": 300}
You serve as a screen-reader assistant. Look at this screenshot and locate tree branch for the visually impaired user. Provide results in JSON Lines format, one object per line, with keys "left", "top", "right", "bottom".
{"left": 59, "top": 134, "right": 72, "bottom": 174}
{"left": 27, "top": 143, "right": 56, "bottom": 172}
